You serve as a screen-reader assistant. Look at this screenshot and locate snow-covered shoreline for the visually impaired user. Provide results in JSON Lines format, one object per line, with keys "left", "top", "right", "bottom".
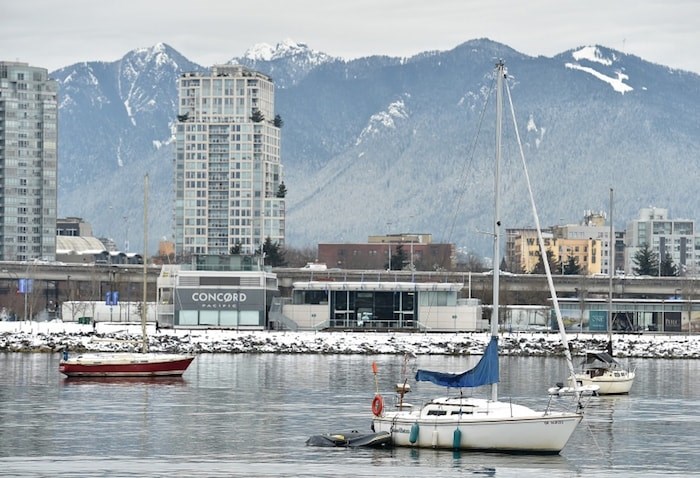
{"left": 1, "top": 320, "right": 700, "bottom": 358}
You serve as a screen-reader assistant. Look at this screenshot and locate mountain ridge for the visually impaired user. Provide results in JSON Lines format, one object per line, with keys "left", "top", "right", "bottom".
{"left": 50, "top": 39, "right": 700, "bottom": 258}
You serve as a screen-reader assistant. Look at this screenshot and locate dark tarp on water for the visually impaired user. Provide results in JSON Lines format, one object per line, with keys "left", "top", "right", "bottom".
{"left": 415, "top": 336, "right": 499, "bottom": 388}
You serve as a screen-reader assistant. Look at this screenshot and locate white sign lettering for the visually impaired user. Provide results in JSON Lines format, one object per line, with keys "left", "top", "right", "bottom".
{"left": 191, "top": 292, "right": 247, "bottom": 303}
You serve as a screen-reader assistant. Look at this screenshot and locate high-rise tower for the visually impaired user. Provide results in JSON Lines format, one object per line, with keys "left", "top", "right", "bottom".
{"left": 0, "top": 62, "right": 58, "bottom": 261}
{"left": 174, "top": 65, "right": 284, "bottom": 257}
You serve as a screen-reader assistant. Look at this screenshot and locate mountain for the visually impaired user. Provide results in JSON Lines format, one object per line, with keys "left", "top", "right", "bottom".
{"left": 51, "top": 43, "right": 205, "bottom": 252}
{"left": 51, "top": 39, "right": 700, "bottom": 258}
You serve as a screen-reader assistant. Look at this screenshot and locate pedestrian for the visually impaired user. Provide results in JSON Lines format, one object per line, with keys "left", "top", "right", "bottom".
{"left": 155, "top": 320, "right": 161, "bottom": 333}
{"left": 92, "top": 319, "right": 96, "bottom": 332}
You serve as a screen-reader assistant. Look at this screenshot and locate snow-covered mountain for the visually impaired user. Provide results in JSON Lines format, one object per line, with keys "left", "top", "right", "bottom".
{"left": 51, "top": 39, "right": 700, "bottom": 257}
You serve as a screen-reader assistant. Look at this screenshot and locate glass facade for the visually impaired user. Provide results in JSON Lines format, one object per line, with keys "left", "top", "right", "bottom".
{"left": 0, "top": 62, "right": 58, "bottom": 261}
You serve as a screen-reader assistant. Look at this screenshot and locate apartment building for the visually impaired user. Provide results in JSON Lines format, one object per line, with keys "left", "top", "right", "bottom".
{"left": 174, "top": 65, "right": 284, "bottom": 258}
{"left": 625, "top": 207, "right": 699, "bottom": 275}
{"left": 0, "top": 61, "right": 58, "bottom": 261}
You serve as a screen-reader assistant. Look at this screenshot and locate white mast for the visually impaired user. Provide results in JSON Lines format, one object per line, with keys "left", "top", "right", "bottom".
{"left": 141, "top": 174, "right": 149, "bottom": 354}
{"left": 491, "top": 61, "right": 505, "bottom": 402}
{"left": 608, "top": 188, "right": 614, "bottom": 352}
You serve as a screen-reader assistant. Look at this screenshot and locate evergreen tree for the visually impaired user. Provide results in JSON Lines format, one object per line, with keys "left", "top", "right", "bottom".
{"left": 660, "top": 252, "right": 678, "bottom": 276}
{"left": 261, "top": 237, "right": 286, "bottom": 267}
{"left": 276, "top": 181, "right": 287, "bottom": 198}
{"left": 632, "top": 243, "right": 659, "bottom": 276}
{"left": 563, "top": 256, "right": 582, "bottom": 275}
{"left": 386, "top": 244, "right": 409, "bottom": 270}
{"left": 250, "top": 108, "right": 265, "bottom": 122}
{"left": 530, "top": 249, "right": 559, "bottom": 274}
{"left": 273, "top": 114, "right": 284, "bottom": 128}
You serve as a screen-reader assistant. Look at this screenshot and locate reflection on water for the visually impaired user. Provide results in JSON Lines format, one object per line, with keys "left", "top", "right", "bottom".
{"left": 61, "top": 376, "right": 187, "bottom": 387}
{"left": 0, "top": 352, "right": 698, "bottom": 477}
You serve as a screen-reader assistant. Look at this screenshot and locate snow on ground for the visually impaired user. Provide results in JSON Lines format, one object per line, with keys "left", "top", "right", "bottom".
{"left": 1, "top": 320, "right": 700, "bottom": 358}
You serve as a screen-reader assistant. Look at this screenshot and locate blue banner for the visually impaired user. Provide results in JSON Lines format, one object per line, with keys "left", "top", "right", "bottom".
{"left": 18, "top": 279, "right": 33, "bottom": 294}
{"left": 105, "top": 291, "right": 119, "bottom": 306}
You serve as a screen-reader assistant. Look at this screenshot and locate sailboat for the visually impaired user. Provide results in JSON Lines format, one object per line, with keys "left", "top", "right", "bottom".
{"left": 572, "top": 188, "right": 635, "bottom": 394}
{"left": 59, "top": 175, "right": 195, "bottom": 378}
{"left": 370, "top": 61, "right": 583, "bottom": 453}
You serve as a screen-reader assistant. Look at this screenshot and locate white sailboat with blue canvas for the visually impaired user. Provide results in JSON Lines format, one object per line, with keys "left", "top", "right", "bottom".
{"left": 370, "top": 61, "right": 583, "bottom": 454}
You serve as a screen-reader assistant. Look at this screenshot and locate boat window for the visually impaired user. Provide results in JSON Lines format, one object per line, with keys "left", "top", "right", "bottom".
{"left": 450, "top": 410, "right": 473, "bottom": 415}
{"left": 426, "top": 410, "right": 447, "bottom": 416}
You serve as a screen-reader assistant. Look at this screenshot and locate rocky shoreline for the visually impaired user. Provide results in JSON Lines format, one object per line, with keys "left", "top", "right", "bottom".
{"left": 1, "top": 321, "right": 699, "bottom": 358}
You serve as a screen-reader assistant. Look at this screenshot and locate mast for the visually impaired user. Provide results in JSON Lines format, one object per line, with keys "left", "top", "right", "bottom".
{"left": 608, "top": 188, "right": 614, "bottom": 354}
{"left": 503, "top": 62, "right": 580, "bottom": 400}
{"left": 141, "top": 174, "right": 149, "bottom": 354}
{"left": 491, "top": 60, "right": 505, "bottom": 402}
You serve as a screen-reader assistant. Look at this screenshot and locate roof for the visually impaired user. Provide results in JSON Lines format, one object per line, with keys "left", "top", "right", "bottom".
{"left": 582, "top": 351, "right": 620, "bottom": 366}
{"left": 56, "top": 236, "right": 107, "bottom": 255}
{"left": 291, "top": 281, "right": 463, "bottom": 292}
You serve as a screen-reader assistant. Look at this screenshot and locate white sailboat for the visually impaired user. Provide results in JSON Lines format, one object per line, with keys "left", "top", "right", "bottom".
{"left": 573, "top": 189, "right": 635, "bottom": 394}
{"left": 59, "top": 175, "right": 195, "bottom": 377}
{"left": 371, "top": 61, "right": 583, "bottom": 453}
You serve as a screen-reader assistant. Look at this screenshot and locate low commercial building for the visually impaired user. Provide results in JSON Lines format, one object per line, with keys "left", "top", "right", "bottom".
{"left": 557, "top": 296, "right": 700, "bottom": 333}
{"left": 156, "top": 255, "right": 279, "bottom": 329}
{"left": 318, "top": 233, "right": 454, "bottom": 270}
{"left": 281, "top": 280, "right": 484, "bottom": 332}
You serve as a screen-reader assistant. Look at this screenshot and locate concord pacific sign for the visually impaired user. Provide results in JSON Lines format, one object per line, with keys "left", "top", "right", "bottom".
{"left": 191, "top": 292, "right": 247, "bottom": 303}
{"left": 176, "top": 288, "right": 265, "bottom": 311}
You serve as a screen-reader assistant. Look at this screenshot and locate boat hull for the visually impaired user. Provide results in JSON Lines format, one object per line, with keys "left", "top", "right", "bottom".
{"left": 372, "top": 398, "right": 582, "bottom": 454}
{"left": 574, "top": 371, "right": 635, "bottom": 395}
{"left": 59, "top": 353, "right": 195, "bottom": 377}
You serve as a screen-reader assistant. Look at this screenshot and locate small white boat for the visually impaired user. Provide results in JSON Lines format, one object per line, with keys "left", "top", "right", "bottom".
{"left": 573, "top": 351, "right": 635, "bottom": 395}
{"left": 548, "top": 382, "right": 600, "bottom": 397}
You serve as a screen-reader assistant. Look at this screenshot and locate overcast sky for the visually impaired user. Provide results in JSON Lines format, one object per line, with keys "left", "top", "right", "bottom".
{"left": 3, "top": 0, "right": 699, "bottom": 74}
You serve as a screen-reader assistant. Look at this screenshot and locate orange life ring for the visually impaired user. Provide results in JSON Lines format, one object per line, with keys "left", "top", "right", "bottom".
{"left": 372, "top": 394, "right": 384, "bottom": 416}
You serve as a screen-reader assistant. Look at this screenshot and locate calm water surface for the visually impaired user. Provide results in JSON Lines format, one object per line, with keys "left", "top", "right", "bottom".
{"left": 0, "top": 352, "right": 698, "bottom": 477}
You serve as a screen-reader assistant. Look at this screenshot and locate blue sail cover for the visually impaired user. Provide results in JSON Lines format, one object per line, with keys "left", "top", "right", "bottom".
{"left": 415, "top": 337, "right": 499, "bottom": 388}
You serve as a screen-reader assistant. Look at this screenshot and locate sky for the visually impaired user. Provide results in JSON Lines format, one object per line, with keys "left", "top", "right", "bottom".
{"left": 2, "top": 0, "right": 699, "bottom": 75}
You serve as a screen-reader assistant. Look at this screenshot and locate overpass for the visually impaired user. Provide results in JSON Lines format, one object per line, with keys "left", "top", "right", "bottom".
{"left": 0, "top": 261, "right": 697, "bottom": 320}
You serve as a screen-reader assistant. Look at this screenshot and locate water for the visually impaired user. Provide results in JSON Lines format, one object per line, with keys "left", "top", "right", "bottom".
{"left": 0, "top": 352, "right": 698, "bottom": 477}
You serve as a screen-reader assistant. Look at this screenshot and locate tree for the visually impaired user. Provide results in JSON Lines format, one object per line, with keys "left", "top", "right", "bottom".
{"left": 273, "top": 114, "right": 284, "bottom": 128}
{"left": 260, "top": 237, "right": 286, "bottom": 267}
{"left": 633, "top": 243, "right": 659, "bottom": 276}
{"left": 562, "top": 256, "right": 582, "bottom": 275}
{"left": 455, "top": 251, "right": 487, "bottom": 272}
{"left": 283, "top": 245, "right": 318, "bottom": 268}
{"left": 386, "top": 244, "right": 409, "bottom": 270}
{"left": 229, "top": 243, "right": 242, "bottom": 255}
{"left": 530, "top": 249, "right": 559, "bottom": 274}
{"left": 660, "top": 252, "right": 678, "bottom": 277}
{"left": 276, "top": 182, "right": 287, "bottom": 198}
{"left": 250, "top": 108, "right": 265, "bottom": 123}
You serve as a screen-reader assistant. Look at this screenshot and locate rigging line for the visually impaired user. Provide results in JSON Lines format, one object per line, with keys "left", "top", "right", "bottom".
{"left": 503, "top": 74, "right": 580, "bottom": 403}
{"left": 442, "top": 74, "right": 497, "bottom": 244}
